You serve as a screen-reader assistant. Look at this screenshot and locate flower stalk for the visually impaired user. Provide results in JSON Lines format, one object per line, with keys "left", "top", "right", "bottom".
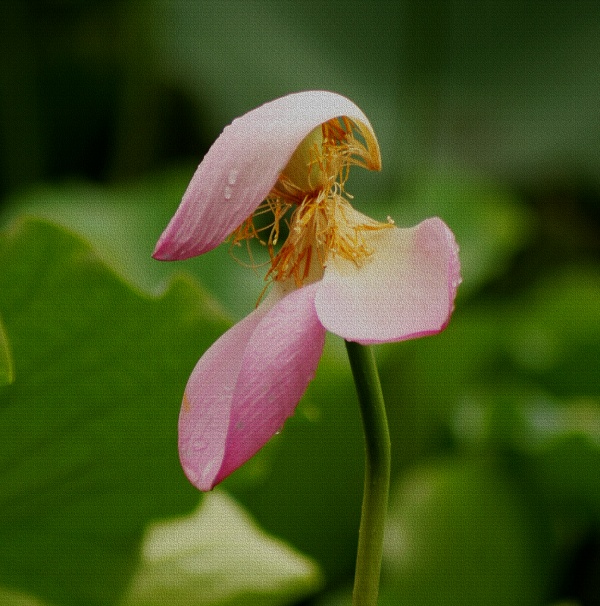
{"left": 345, "top": 340, "right": 391, "bottom": 606}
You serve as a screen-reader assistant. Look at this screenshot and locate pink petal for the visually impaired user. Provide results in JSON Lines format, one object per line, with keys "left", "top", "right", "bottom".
{"left": 179, "top": 284, "right": 325, "bottom": 490}
{"left": 153, "top": 91, "right": 380, "bottom": 260}
{"left": 314, "top": 217, "right": 461, "bottom": 344}
{"left": 214, "top": 283, "right": 325, "bottom": 486}
{"left": 178, "top": 305, "right": 267, "bottom": 491}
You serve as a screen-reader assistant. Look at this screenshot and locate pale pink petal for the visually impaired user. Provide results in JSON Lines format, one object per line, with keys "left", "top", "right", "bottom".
{"left": 179, "top": 284, "right": 325, "bottom": 490}
{"left": 213, "top": 283, "right": 325, "bottom": 486}
{"left": 153, "top": 91, "right": 379, "bottom": 260}
{"left": 178, "top": 304, "right": 268, "bottom": 491}
{"left": 314, "top": 217, "right": 461, "bottom": 344}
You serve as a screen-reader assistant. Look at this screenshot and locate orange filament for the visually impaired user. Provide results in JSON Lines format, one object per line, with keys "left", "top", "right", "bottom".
{"left": 230, "top": 118, "right": 393, "bottom": 288}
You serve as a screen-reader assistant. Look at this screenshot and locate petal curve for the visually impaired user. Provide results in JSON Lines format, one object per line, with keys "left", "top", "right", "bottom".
{"left": 213, "top": 283, "right": 326, "bottom": 486}
{"left": 179, "top": 284, "right": 326, "bottom": 491}
{"left": 153, "top": 91, "right": 379, "bottom": 260}
{"left": 315, "top": 217, "right": 461, "bottom": 344}
{"left": 178, "top": 304, "right": 268, "bottom": 491}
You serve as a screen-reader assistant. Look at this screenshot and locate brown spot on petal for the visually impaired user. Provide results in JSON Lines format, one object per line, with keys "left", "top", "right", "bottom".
{"left": 182, "top": 392, "right": 191, "bottom": 413}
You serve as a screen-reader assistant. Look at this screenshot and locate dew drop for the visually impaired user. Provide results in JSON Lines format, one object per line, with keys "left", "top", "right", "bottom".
{"left": 228, "top": 169, "right": 239, "bottom": 185}
{"left": 224, "top": 185, "right": 233, "bottom": 200}
{"left": 193, "top": 438, "right": 207, "bottom": 451}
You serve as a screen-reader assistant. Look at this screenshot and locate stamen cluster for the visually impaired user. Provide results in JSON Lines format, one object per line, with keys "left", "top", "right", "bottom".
{"left": 231, "top": 118, "right": 393, "bottom": 287}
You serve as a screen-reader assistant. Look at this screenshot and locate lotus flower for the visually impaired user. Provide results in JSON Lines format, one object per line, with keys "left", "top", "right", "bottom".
{"left": 154, "top": 91, "right": 461, "bottom": 490}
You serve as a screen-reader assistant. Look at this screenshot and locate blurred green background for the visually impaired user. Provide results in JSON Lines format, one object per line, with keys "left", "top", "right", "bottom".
{"left": 1, "top": 1, "right": 599, "bottom": 605}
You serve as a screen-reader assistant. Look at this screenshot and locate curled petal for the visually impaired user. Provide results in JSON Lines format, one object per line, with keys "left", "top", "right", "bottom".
{"left": 153, "top": 91, "right": 380, "bottom": 260}
{"left": 179, "top": 284, "right": 325, "bottom": 490}
{"left": 314, "top": 217, "right": 461, "bottom": 344}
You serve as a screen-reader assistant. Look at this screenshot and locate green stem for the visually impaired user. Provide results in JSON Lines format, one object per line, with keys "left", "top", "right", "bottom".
{"left": 345, "top": 340, "right": 391, "bottom": 606}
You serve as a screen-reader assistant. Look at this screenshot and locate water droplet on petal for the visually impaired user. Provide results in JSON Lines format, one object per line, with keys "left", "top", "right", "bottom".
{"left": 228, "top": 169, "right": 239, "bottom": 185}
{"left": 193, "top": 438, "right": 207, "bottom": 451}
{"left": 224, "top": 185, "right": 233, "bottom": 200}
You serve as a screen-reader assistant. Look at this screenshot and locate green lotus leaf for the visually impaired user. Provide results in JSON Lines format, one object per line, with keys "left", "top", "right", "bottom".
{"left": 0, "top": 216, "right": 230, "bottom": 605}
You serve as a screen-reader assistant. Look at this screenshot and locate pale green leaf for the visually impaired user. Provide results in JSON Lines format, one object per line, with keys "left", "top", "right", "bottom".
{"left": 121, "top": 490, "right": 322, "bottom": 606}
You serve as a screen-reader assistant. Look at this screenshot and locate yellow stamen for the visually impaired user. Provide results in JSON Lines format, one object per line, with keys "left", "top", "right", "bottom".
{"left": 230, "top": 117, "right": 393, "bottom": 289}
